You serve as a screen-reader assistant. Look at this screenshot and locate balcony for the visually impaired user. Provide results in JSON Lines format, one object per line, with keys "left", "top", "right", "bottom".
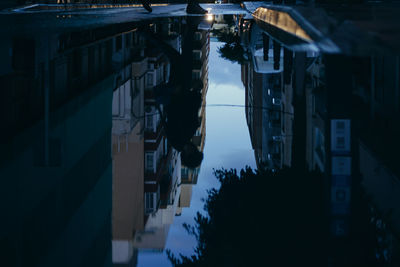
{"left": 145, "top": 147, "right": 172, "bottom": 183}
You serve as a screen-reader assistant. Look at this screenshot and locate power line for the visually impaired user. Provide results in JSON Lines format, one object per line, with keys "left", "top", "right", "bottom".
{"left": 205, "top": 104, "right": 295, "bottom": 116}
{"left": 126, "top": 103, "right": 295, "bottom": 119}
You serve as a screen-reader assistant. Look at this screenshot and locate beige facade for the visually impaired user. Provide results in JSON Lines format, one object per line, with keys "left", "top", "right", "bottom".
{"left": 111, "top": 123, "right": 144, "bottom": 265}
{"left": 111, "top": 29, "right": 148, "bottom": 265}
{"left": 178, "top": 184, "right": 193, "bottom": 208}
{"left": 112, "top": 122, "right": 145, "bottom": 240}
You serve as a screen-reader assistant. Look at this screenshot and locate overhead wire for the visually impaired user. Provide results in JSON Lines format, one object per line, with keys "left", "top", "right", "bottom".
{"left": 129, "top": 103, "right": 295, "bottom": 119}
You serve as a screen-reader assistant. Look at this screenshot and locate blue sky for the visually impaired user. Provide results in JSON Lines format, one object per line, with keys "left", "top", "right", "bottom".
{"left": 137, "top": 41, "right": 256, "bottom": 267}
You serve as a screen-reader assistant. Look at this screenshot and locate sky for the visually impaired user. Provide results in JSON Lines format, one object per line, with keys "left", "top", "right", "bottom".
{"left": 137, "top": 41, "right": 256, "bottom": 267}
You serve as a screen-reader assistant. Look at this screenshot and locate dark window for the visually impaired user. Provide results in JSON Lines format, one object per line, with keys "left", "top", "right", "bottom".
{"left": 125, "top": 33, "right": 131, "bottom": 47}
{"left": 12, "top": 38, "right": 35, "bottom": 71}
{"left": 88, "top": 46, "right": 95, "bottom": 83}
{"left": 72, "top": 50, "right": 82, "bottom": 78}
{"left": 336, "top": 121, "right": 345, "bottom": 130}
{"left": 336, "top": 137, "right": 345, "bottom": 149}
{"left": 374, "top": 57, "right": 384, "bottom": 102}
{"left": 336, "top": 190, "right": 346, "bottom": 202}
{"left": 115, "top": 35, "right": 122, "bottom": 52}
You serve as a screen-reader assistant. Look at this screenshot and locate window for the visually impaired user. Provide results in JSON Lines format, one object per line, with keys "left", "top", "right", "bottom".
{"left": 194, "top": 32, "right": 202, "bottom": 41}
{"left": 272, "top": 143, "right": 280, "bottom": 154}
{"left": 160, "top": 65, "right": 164, "bottom": 82}
{"left": 164, "top": 138, "right": 168, "bottom": 156}
{"left": 336, "top": 121, "right": 345, "bottom": 131}
{"left": 336, "top": 137, "right": 345, "bottom": 149}
{"left": 145, "top": 152, "right": 155, "bottom": 172}
{"left": 336, "top": 190, "right": 346, "bottom": 201}
{"left": 133, "top": 32, "right": 138, "bottom": 45}
{"left": 12, "top": 38, "right": 35, "bottom": 71}
{"left": 332, "top": 157, "right": 351, "bottom": 177}
{"left": 271, "top": 110, "right": 280, "bottom": 121}
{"left": 282, "top": 103, "right": 285, "bottom": 133}
{"left": 181, "top": 168, "right": 189, "bottom": 178}
{"left": 374, "top": 57, "right": 384, "bottom": 102}
{"left": 131, "top": 78, "right": 139, "bottom": 97}
{"left": 145, "top": 113, "right": 154, "bottom": 132}
{"left": 192, "top": 70, "right": 201, "bottom": 79}
{"left": 115, "top": 35, "right": 122, "bottom": 52}
{"left": 72, "top": 49, "right": 82, "bottom": 78}
{"left": 125, "top": 33, "right": 131, "bottom": 47}
{"left": 145, "top": 193, "right": 157, "bottom": 214}
{"left": 146, "top": 73, "right": 154, "bottom": 87}
{"left": 193, "top": 50, "right": 202, "bottom": 60}
{"left": 88, "top": 46, "right": 94, "bottom": 82}
{"left": 331, "top": 119, "right": 350, "bottom": 152}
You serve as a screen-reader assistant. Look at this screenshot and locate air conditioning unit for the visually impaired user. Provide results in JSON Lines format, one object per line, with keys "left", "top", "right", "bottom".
{"left": 272, "top": 136, "right": 282, "bottom": 141}
{"left": 272, "top": 98, "right": 281, "bottom": 105}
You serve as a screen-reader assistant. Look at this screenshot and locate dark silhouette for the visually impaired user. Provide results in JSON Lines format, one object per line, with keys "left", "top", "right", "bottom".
{"left": 140, "top": 0, "right": 207, "bottom": 14}
{"left": 146, "top": 17, "right": 205, "bottom": 168}
{"left": 139, "top": 0, "right": 152, "bottom": 12}
{"left": 211, "top": 27, "right": 248, "bottom": 64}
{"left": 218, "top": 39, "right": 247, "bottom": 64}
{"left": 164, "top": 17, "right": 204, "bottom": 168}
{"left": 167, "top": 166, "right": 383, "bottom": 266}
{"left": 186, "top": 0, "right": 207, "bottom": 14}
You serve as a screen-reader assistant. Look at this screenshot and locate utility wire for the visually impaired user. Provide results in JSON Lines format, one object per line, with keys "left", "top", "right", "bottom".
{"left": 205, "top": 104, "right": 295, "bottom": 116}
{"left": 131, "top": 104, "right": 295, "bottom": 119}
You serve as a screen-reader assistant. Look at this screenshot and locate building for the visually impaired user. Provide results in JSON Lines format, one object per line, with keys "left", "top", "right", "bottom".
{"left": 111, "top": 29, "right": 147, "bottom": 267}
{"left": 112, "top": 19, "right": 186, "bottom": 261}
{"left": 241, "top": 22, "right": 292, "bottom": 169}
{"left": 177, "top": 18, "right": 210, "bottom": 214}
{"left": 0, "top": 19, "right": 142, "bottom": 267}
{"left": 127, "top": 19, "right": 182, "bottom": 252}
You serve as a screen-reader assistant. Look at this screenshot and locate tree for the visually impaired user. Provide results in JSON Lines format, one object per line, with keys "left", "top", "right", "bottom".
{"left": 218, "top": 40, "right": 247, "bottom": 65}
{"left": 167, "top": 166, "right": 386, "bottom": 266}
{"left": 167, "top": 167, "right": 327, "bottom": 267}
{"left": 211, "top": 28, "right": 248, "bottom": 65}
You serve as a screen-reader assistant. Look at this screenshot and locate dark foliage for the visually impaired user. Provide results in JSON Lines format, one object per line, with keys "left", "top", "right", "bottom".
{"left": 167, "top": 166, "right": 390, "bottom": 266}
{"left": 218, "top": 41, "right": 247, "bottom": 65}
{"left": 212, "top": 28, "right": 248, "bottom": 64}
{"left": 167, "top": 167, "right": 328, "bottom": 266}
{"left": 180, "top": 143, "right": 204, "bottom": 169}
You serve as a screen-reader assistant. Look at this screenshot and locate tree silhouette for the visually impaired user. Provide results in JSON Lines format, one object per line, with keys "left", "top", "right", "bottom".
{"left": 212, "top": 28, "right": 248, "bottom": 65}
{"left": 167, "top": 167, "right": 388, "bottom": 266}
{"left": 218, "top": 40, "right": 247, "bottom": 65}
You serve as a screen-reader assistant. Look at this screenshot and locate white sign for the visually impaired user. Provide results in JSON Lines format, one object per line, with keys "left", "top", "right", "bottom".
{"left": 331, "top": 186, "right": 351, "bottom": 204}
{"left": 331, "top": 157, "right": 351, "bottom": 175}
{"left": 331, "top": 119, "right": 351, "bottom": 153}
